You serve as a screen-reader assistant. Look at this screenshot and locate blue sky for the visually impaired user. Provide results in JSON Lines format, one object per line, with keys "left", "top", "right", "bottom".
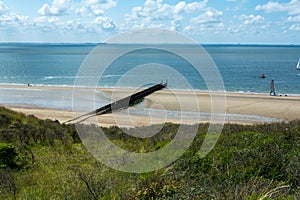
{"left": 0, "top": 0, "right": 300, "bottom": 44}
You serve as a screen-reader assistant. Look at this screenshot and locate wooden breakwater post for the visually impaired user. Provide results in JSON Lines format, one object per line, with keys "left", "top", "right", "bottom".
{"left": 64, "top": 82, "right": 167, "bottom": 124}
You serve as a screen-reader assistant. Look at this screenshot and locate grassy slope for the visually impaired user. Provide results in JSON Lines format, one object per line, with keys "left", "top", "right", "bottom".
{"left": 0, "top": 106, "right": 299, "bottom": 199}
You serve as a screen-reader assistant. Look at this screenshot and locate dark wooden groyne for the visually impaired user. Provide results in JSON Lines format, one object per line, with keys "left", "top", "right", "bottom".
{"left": 64, "top": 82, "right": 167, "bottom": 124}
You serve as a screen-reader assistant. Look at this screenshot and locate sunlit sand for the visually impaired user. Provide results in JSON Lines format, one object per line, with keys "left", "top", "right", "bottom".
{"left": 1, "top": 84, "right": 300, "bottom": 126}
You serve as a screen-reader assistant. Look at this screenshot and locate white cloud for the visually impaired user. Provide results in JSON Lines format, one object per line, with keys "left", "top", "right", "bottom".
{"left": 225, "top": 13, "right": 271, "bottom": 39}
{"left": 181, "top": 0, "right": 208, "bottom": 14}
{"left": 256, "top": 1, "right": 300, "bottom": 33}
{"left": 226, "top": 0, "right": 248, "bottom": 11}
{"left": 32, "top": 16, "right": 89, "bottom": 33}
{"left": 127, "top": 0, "right": 208, "bottom": 21}
{"left": 227, "top": 25, "right": 242, "bottom": 34}
{"left": 0, "top": 1, "right": 8, "bottom": 14}
{"left": 170, "top": 19, "right": 182, "bottom": 31}
{"left": 33, "top": 16, "right": 59, "bottom": 24}
{"left": 75, "top": 0, "right": 117, "bottom": 16}
{"left": 38, "top": 0, "right": 71, "bottom": 16}
{"left": 184, "top": 8, "right": 224, "bottom": 34}
{"left": 174, "top": 1, "right": 185, "bottom": 14}
{"left": 32, "top": 16, "right": 60, "bottom": 32}
{"left": 124, "top": 0, "right": 210, "bottom": 31}
{"left": 33, "top": 0, "right": 117, "bottom": 34}
{"left": 191, "top": 8, "right": 223, "bottom": 26}
{"left": 89, "top": 0, "right": 116, "bottom": 10}
{"left": 0, "top": 1, "right": 29, "bottom": 27}
{"left": 289, "top": 24, "right": 300, "bottom": 30}
{"left": 287, "top": 15, "right": 300, "bottom": 22}
{"left": 129, "top": 0, "right": 172, "bottom": 21}
{"left": 124, "top": 0, "right": 172, "bottom": 30}
{"left": 74, "top": 0, "right": 117, "bottom": 32}
{"left": 63, "top": 20, "right": 86, "bottom": 32}
{"left": 0, "top": 14, "right": 29, "bottom": 26}
{"left": 239, "top": 14, "right": 264, "bottom": 25}
{"left": 256, "top": 0, "right": 300, "bottom": 15}
{"left": 94, "top": 16, "right": 115, "bottom": 30}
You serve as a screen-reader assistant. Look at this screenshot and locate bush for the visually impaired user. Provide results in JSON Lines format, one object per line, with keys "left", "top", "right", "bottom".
{"left": 0, "top": 143, "right": 18, "bottom": 168}
{"left": 0, "top": 113, "right": 11, "bottom": 127}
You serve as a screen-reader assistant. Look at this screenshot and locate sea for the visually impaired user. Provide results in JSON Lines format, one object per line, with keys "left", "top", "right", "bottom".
{"left": 0, "top": 43, "right": 299, "bottom": 123}
{"left": 0, "top": 43, "right": 299, "bottom": 93}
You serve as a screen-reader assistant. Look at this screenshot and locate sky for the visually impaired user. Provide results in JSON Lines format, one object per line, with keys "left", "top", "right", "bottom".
{"left": 0, "top": 0, "right": 300, "bottom": 44}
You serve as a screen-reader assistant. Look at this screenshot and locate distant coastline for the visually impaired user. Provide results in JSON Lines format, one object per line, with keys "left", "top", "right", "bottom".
{"left": 1, "top": 42, "right": 300, "bottom": 47}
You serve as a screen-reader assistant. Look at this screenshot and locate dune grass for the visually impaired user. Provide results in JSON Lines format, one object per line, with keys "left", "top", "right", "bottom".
{"left": 0, "top": 106, "right": 299, "bottom": 199}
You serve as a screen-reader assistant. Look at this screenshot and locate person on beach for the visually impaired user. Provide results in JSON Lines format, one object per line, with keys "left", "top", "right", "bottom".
{"left": 270, "top": 79, "right": 276, "bottom": 96}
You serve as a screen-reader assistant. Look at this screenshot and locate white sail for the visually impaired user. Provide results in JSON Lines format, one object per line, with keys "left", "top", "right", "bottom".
{"left": 297, "top": 58, "right": 300, "bottom": 70}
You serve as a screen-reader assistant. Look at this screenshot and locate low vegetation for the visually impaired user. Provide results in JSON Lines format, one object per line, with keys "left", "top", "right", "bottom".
{"left": 0, "top": 106, "right": 299, "bottom": 199}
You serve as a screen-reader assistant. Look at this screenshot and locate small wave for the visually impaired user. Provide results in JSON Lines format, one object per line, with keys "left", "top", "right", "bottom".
{"left": 0, "top": 83, "right": 75, "bottom": 88}
{"left": 42, "top": 75, "right": 123, "bottom": 80}
{"left": 101, "top": 75, "right": 124, "bottom": 78}
{"left": 2, "top": 75, "right": 25, "bottom": 79}
{"left": 0, "top": 83, "right": 28, "bottom": 86}
{"left": 43, "top": 76, "right": 77, "bottom": 80}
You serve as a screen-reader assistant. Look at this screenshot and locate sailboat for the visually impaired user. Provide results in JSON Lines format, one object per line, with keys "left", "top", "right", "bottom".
{"left": 297, "top": 58, "right": 300, "bottom": 70}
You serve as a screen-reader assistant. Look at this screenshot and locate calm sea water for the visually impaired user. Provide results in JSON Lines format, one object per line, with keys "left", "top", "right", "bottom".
{"left": 0, "top": 43, "right": 299, "bottom": 94}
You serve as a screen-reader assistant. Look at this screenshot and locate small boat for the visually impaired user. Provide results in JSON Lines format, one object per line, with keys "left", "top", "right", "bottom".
{"left": 297, "top": 58, "right": 300, "bottom": 70}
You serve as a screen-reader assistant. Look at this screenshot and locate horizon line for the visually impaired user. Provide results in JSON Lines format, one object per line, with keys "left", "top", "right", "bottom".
{"left": 0, "top": 42, "right": 300, "bottom": 46}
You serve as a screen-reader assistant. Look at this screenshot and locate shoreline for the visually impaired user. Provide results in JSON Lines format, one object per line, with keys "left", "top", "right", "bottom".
{"left": 1, "top": 83, "right": 300, "bottom": 97}
{"left": 1, "top": 84, "right": 300, "bottom": 127}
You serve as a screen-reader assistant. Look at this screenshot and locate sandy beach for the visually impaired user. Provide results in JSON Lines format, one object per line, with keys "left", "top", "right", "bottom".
{"left": 1, "top": 84, "right": 300, "bottom": 126}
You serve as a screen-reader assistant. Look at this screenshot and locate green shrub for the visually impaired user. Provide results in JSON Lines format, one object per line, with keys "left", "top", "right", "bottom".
{"left": 0, "top": 143, "right": 18, "bottom": 168}
{"left": 0, "top": 113, "right": 11, "bottom": 127}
